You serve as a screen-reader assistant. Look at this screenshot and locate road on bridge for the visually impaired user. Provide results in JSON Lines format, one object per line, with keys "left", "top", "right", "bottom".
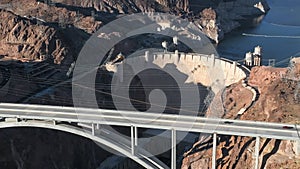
{"left": 0, "top": 103, "right": 299, "bottom": 141}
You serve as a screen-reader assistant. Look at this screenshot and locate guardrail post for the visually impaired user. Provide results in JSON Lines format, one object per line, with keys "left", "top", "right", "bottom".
{"left": 212, "top": 133, "right": 217, "bottom": 169}
{"left": 254, "top": 136, "right": 260, "bottom": 169}
{"left": 171, "top": 129, "right": 176, "bottom": 169}
{"left": 131, "top": 126, "right": 135, "bottom": 156}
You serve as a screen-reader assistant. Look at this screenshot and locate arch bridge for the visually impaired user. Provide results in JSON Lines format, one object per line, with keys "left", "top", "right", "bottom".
{"left": 0, "top": 103, "right": 299, "bottom": 169}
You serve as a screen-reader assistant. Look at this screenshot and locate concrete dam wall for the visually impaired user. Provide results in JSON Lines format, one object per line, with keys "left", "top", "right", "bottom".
{"left": 108, "top": 51, "right": 248, "bottom": 114}
{"left": 122, "top": 52, "right": 247, "bottom": 91}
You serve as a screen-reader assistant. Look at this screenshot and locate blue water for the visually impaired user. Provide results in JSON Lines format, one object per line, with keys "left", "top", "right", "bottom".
{"left": 217, "top": 0, "right": 300, "bottom": 67}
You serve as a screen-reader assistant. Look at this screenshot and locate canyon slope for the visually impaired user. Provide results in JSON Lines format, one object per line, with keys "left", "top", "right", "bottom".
{"left": 182, "top": 60, "right": 300, "bottom": 169}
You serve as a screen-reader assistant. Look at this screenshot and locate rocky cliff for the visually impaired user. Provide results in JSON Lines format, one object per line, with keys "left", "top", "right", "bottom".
{"left": 1, "top": 0, "right": 270, "bottom": 48}
{"left": 0, "top": 9, "right": 67, "bottom": 63}
{"left": 55, "top": 0, "right": 270, "bottom": 43}
{"left": 182, "top": 62, "right": 300, "bottom": 169}
{"left": 195, "top": 0, "right": 270, "bottom": 42}
{"left": 54, "top": 0, "right": 190, "bottom": 13}
{"left": 0, "top": 0, "right": 270, "bottom": 66}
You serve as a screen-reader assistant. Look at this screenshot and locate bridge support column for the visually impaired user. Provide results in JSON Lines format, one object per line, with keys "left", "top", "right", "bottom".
{"left": 131, "top": 126, "right": 138, "bottom": 155}
{"left": 171, "top": 129, "right": 176, "bottom": 169}
{"left": 254, "top": 136, "right": 260, "bottom": 169}
{"left": 134, "top": 126, "right": 138, "bottom": 146}
{"left": 212, "top": 133, "right": 217, "bottom": 169}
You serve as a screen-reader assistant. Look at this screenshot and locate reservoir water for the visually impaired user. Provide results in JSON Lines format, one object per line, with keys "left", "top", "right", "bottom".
{"left": 217, "top": 0, "right": 300, "bottom": 67}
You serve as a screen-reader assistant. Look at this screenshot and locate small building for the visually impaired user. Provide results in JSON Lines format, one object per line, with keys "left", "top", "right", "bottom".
{"left": 245, "top": 52, "right": 253, "bottom": 67}
{"left": 244, "top": 46, "right": 263, "bottom": 68}
{"left": 253, "top": 46, "right": 262, "bottom": 66}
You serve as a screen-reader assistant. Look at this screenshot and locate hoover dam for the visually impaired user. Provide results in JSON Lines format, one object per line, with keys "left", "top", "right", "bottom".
{"left": 106, "top": 50, "right": 249, "bottom": 115}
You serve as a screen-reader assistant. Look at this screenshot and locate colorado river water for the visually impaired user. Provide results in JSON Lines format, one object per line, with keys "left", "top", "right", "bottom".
{"left": 217, "top": 0, "right": 300, "bottom": 67}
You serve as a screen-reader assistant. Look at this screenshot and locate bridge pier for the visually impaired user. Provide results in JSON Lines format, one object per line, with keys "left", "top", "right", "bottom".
{"left": 212, "top": 133, "right": 217, "bottom": 169}
{"left": 171, "top": 129, "right": 176, "bottom": 169}
{"left": 131, "top": 126, "right": 138, "bottom": 155}
{"left": 254, "top": 136, "right": 260, "bottom": 169}
{"left": 135, "top": 126, "right": 138, "bottom": 146}
{"left": 131, "top": 126, "right": 135, "bottom": 155}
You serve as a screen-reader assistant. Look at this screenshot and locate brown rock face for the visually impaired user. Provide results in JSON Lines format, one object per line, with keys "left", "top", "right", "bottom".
{"left": 176, "top": 0, "right": 189, "bottom": 12}
{"left": 248, "top": 66, "right": 288, "bottom": 93}
{"left": 244, "top": 66, "right": 300, "bottom": 123}
{"left": 182, "top": 63, "right": 300, "bottom": 169}
{"left": 3, "top": 0, "right": 103, "bottom": 34}
{"left": 1, "top": 0, "right": 270, "bottom": 46}
{"left": 55, "top": 0, "right": 183, "bottom": 13}
{"left": 199, "top": 8, "right": 222, "bottom": 43}
{"left": 223, "top": 82, "right": 253, "bottom": 119}
{"left": 0, "top": 10, "right": 67, "bottom": 64}
{"left": 288, "top": 57, "right": 300, "bottom": 80}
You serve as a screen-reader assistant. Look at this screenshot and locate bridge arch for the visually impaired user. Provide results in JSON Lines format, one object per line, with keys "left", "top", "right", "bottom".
{"left": 0, "top": 121, "right": 168, "bottom": 169}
